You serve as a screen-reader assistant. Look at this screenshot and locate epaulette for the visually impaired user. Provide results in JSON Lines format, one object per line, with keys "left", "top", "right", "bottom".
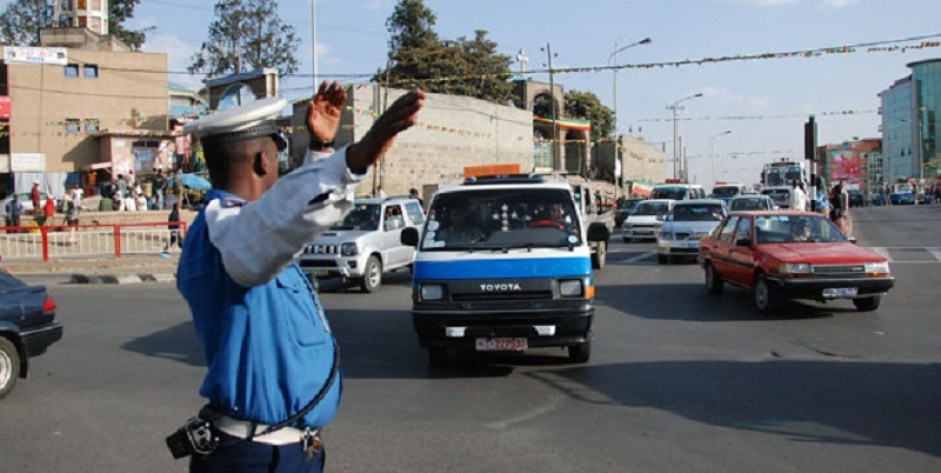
{"left": 220, "top": 198, "right": 246, "bottom": 208}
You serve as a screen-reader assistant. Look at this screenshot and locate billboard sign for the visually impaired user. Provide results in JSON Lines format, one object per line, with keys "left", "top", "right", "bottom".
{"left": 828, "top": 150, "right": 862, "bottom": 185}
{"left": 10, "top": 153, "right": 46, "bottom": 172}
{"left": 3, "top": 46, "right": 68, "bottom": 66}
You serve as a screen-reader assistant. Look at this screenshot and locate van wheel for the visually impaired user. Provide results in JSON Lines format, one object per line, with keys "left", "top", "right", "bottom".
{"left": 853, "top": 296, "right": 881, "bottom": 312}
{"left": 359, "top": 256, "right": 382, "bottom": 293}
{"left": 591, "top": 242, "right": 607, "bottom": 270}
{"left": 0, "top": 337, "right": 21, "bottom": 400}
{"left": 568, "top": 339, "right": 591, "bottom": 363}
{"left": 428, "top": 347, "right": 448, "bottom": 368}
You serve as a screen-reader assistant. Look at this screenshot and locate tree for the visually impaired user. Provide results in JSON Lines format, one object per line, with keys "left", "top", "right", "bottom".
{"left": 0, "top": 0, "right": 149, "bottom": 50}
{"left": 382, "top": 0, "right": 513, "bottom": 103}
{"left": 189, "top": 0, "right": 300, "bottom": 78}
{"left": 564, "top": 90, "right": 614, "bottom": 142}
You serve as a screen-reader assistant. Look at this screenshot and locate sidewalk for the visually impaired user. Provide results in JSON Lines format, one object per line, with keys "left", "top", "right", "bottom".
{"left": 4, "top": 253, "right": 180, "bottom": 285}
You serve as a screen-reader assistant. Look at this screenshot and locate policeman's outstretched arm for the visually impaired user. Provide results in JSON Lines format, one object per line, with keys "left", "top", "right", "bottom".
{"left": 346, "top": 89, "right": 425, "bottom": 174}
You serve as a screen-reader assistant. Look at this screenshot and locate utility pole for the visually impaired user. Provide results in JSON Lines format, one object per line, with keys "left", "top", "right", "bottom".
{"left": 311, "top": 0, "right": 318, "bottom": 88}
{"left": 543, "top": 43, "right": 560, "bottom": 171}
{"left": 805, "top": 116, "right": 817, "bottom": 211}
{"left": 667, "top": 93, "right": 702, "bottom": 180}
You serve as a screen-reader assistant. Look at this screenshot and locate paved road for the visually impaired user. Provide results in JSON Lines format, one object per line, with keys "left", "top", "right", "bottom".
{"left": 1, "top": 205, "right": 939, "bottom": 472}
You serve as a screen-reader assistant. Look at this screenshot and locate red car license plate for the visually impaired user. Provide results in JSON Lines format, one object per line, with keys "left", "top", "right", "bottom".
{"left": 475, "top": 338, "right": 528, "bottom": 352}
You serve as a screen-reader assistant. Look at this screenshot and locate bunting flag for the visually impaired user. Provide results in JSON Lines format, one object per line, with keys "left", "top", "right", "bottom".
{"left": 533, "top": 116, "right": 591, "bottom": 131}
{"left": 366, "top": 35, "right": 941, "bottom": 88}
{"left": 638, "top": 110, "right": 877, "bottom": 122}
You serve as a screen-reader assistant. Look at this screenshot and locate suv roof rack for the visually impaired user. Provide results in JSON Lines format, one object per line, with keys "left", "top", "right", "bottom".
{"left": 462, "top": 174, "right": 544, "bottom": 185}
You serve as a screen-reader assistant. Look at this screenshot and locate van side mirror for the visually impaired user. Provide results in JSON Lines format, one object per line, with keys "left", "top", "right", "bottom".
{"left": 587, "top": 222, "right": 610, "bottom": 242}
{"left": 401, "top": 227, "right": 419, "bottom": 247}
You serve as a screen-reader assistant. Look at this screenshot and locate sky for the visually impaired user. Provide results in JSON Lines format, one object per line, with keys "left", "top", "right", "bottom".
{"left": 7, "top": 0, "right": 941, "bottom": 186}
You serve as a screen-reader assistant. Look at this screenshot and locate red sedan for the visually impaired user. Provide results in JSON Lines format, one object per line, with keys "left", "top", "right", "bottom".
{"left": 698, "top": 211, "right": 895, "bottom": 315}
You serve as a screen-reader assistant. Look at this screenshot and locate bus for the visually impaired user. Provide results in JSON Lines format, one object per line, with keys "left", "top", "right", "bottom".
{"left": 761, "top": 160, "right": 807, "bottom": 188}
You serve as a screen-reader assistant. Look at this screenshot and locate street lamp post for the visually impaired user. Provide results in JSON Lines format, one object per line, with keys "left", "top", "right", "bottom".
{"left": 710, "top": 130, "right": 732, "bottom": 187}
{"left": 541, "top": 44, "right": 560, "bottom": 171}
{"left": 667, "top": 93, "right": 703, "bottom": 181}
{"left": 609, "top": 37, "right": 651, "bottom": 199}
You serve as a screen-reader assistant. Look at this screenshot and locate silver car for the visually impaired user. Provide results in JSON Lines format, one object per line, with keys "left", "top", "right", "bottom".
{"left": 656, "top": 199, "right": 727, "bottom": 264}
{"left": 298, "top": 196, "right": 425, "bottom": 292}
{"left": 728, "top": 195, "right": 776, "bottom": 211}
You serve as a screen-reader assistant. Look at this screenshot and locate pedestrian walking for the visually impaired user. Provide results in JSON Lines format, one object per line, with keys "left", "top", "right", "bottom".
{"left": 154, "top": 168, "right": 167, "bottom": 210}
{"left": 5, "top": 195, "right": 24, "bottom": 233}
{"left": 789, "top": 179, "right": 808, "bottom": 211}
{"left": 164, "top": 203, "right": 183, "bottom": 251}
{"left": 66, "top": 201, "right": 80, "bottom": 244}
{"left": 42, "top": 196, "right": 56, "bottom": 227}
{"left": 171, "top": 81, "right": 424, "bottom": 472}
{"left": 30, "top": 180, "right": 41, "bottom": 215}
{"left": 830, "top": 181, "right": 850, "bottom": 235}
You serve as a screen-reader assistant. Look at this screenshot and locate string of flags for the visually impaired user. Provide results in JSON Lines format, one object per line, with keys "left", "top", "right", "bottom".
{"left": 639, "top": 110, "right": 878, "bottom": 122}
{"left": 366, "top": 36, "right": 941, "bottom": 88}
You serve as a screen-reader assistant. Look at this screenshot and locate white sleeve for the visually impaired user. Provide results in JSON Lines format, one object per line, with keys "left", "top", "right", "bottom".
{"left": 205, "top": 146, "right": 368, "bottom": 287}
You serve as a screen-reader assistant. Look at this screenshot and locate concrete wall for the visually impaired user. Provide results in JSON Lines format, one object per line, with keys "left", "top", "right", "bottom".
{"left": 593, "top": 136, "right": 667, "bottom": 192}
{"left": 292, "top": 84, "right": 534, "bottom": 198}
{"left": 4, "top": 48, "right": 167, "bottom": 173}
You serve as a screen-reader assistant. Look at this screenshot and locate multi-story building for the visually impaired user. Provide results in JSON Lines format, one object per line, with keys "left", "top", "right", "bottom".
{"left": 1, "top": 26, "right": 171, "bottom": 199}
{"left": 879, "top": 58, "right": 941, "bottom": 186}
{"left": 816, "top": 139, "right": 881, "bottom": 195}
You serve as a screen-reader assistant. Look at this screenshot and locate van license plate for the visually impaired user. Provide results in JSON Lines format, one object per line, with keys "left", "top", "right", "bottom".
{"left": 823, "top": 287, "right": 858, "bottom": 298}
{"left": 475, "top": 338, "right": 527, "bottom": 352}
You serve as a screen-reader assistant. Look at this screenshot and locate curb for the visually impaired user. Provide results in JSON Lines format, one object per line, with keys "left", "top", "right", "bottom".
{"left": 69, "top": 273, "right": 177, "bottom": 285}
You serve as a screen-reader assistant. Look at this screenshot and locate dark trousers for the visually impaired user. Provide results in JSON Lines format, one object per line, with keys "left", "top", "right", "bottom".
{"left": 190, "top": 432, "right": 324, "bottom": 473}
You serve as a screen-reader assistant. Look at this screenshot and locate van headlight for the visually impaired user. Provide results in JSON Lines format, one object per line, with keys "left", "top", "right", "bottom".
{"left": 420, "top": 284, "right": 445, "bottom": 301}
{"left": 559, "top": 279, "right": 583, "bottom": 297}
{"left": 341, "top": 242, "right": 358, "bottom": 256}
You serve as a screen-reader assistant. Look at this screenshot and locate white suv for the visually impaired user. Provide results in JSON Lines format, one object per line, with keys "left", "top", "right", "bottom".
{"left": 298, "top": 196, "right": 425, "bottom": 292}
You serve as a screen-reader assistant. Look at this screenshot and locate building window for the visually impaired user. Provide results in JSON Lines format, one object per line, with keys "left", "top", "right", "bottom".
{"left": 83, "top": 64, "right": 98, "bottom": 79}
{"left": 64, "top": 64, "right": 79, "bottom": 78}
{"left": 64, "top": 119, "right": 81, "bottom": 133}
{"left": 83, "top": 119, "right": 100, "bottom": 132}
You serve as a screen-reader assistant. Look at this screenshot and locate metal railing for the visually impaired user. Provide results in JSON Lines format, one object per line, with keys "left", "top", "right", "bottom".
{"left": 0, "top": 221, "right": 188, "bottom": 262}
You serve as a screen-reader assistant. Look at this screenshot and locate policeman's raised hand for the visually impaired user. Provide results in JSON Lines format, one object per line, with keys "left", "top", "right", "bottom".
{"left": 347, "top": 88, "right": 425, "bottom": 174}
{"left": 306, "top": 80, "right": 347, "bottom": 144}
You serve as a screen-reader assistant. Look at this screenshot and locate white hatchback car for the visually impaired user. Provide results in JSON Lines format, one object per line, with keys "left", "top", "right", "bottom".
{"left": 622, "top": 199, "right": 675, "bottom": 242}
{"left": 657, "top": 199, "right": 727, "bottom": 264}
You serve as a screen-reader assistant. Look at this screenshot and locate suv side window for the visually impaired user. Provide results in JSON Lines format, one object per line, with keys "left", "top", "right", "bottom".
{"left": 384, "top": 204, "right": 405, "bottom": 231}
{"left": 405, "top": 202, "right": 424, "bottom": 225}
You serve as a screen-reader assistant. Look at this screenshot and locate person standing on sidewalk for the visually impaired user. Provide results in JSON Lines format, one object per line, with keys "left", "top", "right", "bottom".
{"left": 174, "top": 82, "right": 424, "bottom": 472}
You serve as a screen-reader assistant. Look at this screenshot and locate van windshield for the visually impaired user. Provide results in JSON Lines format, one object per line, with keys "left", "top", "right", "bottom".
{"left": 711, "top": 186, "right": 741, "bottom": 198}
{"left": 422, "top": 188, "right": 580, "bottom": 251}
{"left": 652, "top": 186, "right": 688, "bottom": 200}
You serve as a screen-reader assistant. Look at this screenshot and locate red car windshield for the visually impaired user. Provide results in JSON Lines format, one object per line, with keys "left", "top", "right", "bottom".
{"left": 754, "top": 215, "right": 847, "bottom": 244}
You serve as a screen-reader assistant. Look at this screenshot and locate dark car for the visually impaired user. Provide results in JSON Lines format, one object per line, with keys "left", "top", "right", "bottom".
{"left": 614, "top": 198, "right": 645, "bottom": 227}
{"left": 0, "top": 271, "right": 63, "bottom": 399}
{"left": 848, "top": 190, "right": 865, "bottom": 208}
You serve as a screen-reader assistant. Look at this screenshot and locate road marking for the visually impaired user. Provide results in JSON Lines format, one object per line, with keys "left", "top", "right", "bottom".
{"left": 928, "top": 247, "right": 941, "bottom": 262}
{"left": 623, "top": 252, "right": 655, "bottom": 264}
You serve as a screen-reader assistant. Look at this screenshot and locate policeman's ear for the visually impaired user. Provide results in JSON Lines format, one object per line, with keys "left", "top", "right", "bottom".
{"left": 252, "top": 152, "right": 267, "bottom": 176}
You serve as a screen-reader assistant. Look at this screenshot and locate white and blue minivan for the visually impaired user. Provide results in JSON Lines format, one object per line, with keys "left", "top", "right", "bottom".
{"left": 400, "top": 175, "right": 610, "bottom": 367}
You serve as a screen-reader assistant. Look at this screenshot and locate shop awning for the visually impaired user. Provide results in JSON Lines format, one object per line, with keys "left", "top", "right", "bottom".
{"left": 84, "top": 162, "right": 113, "bottom": 171}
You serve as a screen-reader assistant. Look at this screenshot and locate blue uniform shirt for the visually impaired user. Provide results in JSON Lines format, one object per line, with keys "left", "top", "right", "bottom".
{"left": 176, "top": 148, "right": 362, "bottom": 430}
{"left": 178, "top": 189, "right": 341, "bottom": 429}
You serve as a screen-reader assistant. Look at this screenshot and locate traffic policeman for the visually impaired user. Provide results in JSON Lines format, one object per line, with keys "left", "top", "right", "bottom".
{"left": 175, "top": 82, "right": 424, "bottom": 472}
